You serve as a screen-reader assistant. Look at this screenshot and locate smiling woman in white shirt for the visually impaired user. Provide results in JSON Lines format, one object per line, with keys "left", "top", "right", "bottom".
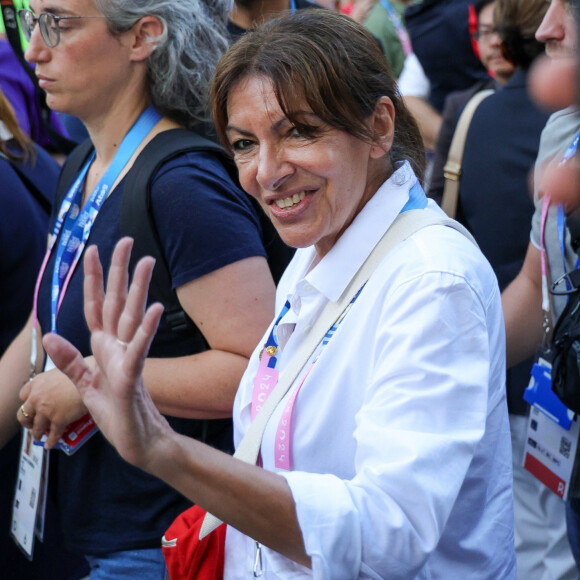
{"left": 43, "top": 9, "right": 516, "bottom": 579}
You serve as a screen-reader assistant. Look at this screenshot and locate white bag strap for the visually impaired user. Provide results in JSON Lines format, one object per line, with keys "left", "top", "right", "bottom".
{"left": 441, "top": 89, "right": 494, "bottom": 218}
{"left": 199, "top": 208, "right": 476, "bottom": 538}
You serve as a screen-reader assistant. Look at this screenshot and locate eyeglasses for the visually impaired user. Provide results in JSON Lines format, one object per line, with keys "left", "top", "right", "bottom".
{"left": 473, "top": 26, "right": 500, "bottom": 41}
{"left": 18, "top": 9, "right": 106, "bottom": 48}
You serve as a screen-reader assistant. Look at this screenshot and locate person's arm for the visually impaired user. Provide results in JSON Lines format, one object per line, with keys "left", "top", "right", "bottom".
{"left": 0, "top": 314, "right": 43, "bottom": 448}
{"left": 142, "top": 255, "right": 275, "bottom": 418}
{"left": 21, "top": 253, "right": 275, "bottom": 448}
{"left": 501, "top": 241, "right": 545, "bottom": 368}
{"left": 397, "top": 54, "right": 441, "bottom": 151}
{"left": 402, "top": 96, "right": 442, "bottom": 152}
{"left": 43, "top": 239, "right": 311, "bottom": 567}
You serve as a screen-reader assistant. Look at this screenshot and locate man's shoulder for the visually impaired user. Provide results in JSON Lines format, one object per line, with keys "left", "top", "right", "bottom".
{"left": 546, "top": 106, "right": 580, "bottom": 132}
{"left": 538, "top": 106, "right": 580, "bottom": 166}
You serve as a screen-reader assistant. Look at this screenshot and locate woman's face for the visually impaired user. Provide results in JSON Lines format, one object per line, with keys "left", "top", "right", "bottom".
{"left": 226, "top": 75, "right": 392, "bottom": 258}
{"left": 25, "top": 0, "right": 137, "bottom": 122}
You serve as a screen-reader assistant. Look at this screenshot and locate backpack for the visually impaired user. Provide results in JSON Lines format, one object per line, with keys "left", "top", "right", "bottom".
{"left": 56, "top": 128, "right": 294, "bottom": 342}
{"left": 550, "top": 268, "right": 580, "bottom": 414}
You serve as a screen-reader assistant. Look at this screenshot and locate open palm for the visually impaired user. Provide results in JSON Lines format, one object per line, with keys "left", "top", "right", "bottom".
{"left": 43, "top": 239, "right": 172, "bottom": 471}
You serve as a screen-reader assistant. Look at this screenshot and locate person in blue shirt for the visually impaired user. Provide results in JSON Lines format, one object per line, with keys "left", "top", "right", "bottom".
{"left": 0, "top": 88, "right": 88, "bottom": 580}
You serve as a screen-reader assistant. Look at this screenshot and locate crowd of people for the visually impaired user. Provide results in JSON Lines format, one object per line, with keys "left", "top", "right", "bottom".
{"left": 1, "top": 0, "right": 580, "bottom": 578}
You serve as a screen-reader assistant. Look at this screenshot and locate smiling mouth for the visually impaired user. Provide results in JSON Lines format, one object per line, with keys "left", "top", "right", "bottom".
{"left": 274, "top": 191, "right": 306, "bottom": 210}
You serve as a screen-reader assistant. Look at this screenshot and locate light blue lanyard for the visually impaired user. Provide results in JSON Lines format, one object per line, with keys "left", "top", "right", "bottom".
{"left": 49, "top": 105, "right": 161, "bottom": 332}
{"left": 379, "top": 0, "right": 413, "bottom": 56}
{"left": 290, "top": 0, "right": 296, "bottom": 13}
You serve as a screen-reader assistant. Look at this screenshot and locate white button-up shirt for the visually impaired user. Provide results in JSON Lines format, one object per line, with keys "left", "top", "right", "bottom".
{"left": 225, "top": 162, "right": 515, "bottom": 579}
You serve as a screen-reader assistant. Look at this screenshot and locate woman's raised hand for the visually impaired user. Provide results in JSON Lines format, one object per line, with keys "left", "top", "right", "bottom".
{"left": 42, "top": 238, "right": 173, "bottom": 470}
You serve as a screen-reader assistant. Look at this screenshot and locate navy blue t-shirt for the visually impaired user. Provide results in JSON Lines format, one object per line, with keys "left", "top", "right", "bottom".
{"left": 0, "top": 147, "right": 57, "bottom": 353}
{"left": 405, "top": 0, "right": 489, "bottom": 113}
{"left": 37, "top": 149, "right": 267, "bottom": 555}
{"left": 0, "top": 146, "right": 90, "bottom": 578}
{"left": 458, "top": 68, "right": 550, "bottom": 415}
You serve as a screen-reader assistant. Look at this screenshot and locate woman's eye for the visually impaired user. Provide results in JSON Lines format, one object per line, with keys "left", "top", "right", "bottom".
{"left": 288, "top": 124, "right": 321, "bottom": 140}
{"left": 231, "top": 139, "right": 254, "bottom": 152}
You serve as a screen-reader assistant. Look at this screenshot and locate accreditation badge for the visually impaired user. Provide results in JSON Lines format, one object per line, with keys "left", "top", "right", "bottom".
{"left": 10, "top": 428, "right": 49, "bottom": 559}
{"left": 523, "top": 356, "right": 580, "bottom": 500}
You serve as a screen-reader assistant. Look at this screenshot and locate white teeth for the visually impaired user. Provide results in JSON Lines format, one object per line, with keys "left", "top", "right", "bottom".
{"left": 275, "top": 191, "right": 306, "bottom": 210}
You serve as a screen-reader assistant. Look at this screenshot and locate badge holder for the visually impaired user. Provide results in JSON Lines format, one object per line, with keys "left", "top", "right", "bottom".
{"left": 11, "top": 427, "right": 48, "bottom": 559}
{"left": 523, "top": 325, "right": 580, "bottom": 500}
{"left": 11, "top": 358, "right": 97, "bottom": 560}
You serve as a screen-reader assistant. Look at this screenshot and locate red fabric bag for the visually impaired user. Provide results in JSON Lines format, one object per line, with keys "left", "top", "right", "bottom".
{"left": 161, "top": 504, "right": 227, "bottom": 580}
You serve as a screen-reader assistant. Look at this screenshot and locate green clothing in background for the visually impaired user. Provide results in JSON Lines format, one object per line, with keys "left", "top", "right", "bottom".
{"left": 364, "top": 1, "right": 407, "bottom": 79}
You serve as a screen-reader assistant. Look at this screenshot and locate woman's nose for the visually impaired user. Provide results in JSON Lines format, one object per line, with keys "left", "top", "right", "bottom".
{"left": 255, "top": 145, "right": 294, "bottom": 192}
{"left": 24, "top": 23, "right": 50, "bottom": 64}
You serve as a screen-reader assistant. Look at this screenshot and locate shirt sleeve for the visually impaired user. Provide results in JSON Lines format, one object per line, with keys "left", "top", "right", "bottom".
{"left": 150, "top": 151, "right": 266, "bottom": 290}
{"left": 280, "top": 269, "right": 499, "bottom": 578}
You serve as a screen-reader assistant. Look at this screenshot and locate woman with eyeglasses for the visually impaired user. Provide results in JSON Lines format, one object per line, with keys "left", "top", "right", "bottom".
{"left": 0, "top": 0, "right": 278, "bottom": 578}
{"left": 46, "top": 10, "right": 516, "bottom": 579}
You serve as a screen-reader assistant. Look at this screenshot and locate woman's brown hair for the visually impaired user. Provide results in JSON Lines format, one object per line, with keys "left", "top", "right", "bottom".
{"left": 0, "top": 90, "right": 35, "bottom": 163}
{"left": 211, "top": 9, "right": 426, "bottom": 184}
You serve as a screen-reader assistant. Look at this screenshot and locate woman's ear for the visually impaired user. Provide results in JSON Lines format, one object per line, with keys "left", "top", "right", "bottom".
{"left": 129, "top": 15, "right": 165, "bottom": 62}
{"left": 369, "top": 96, "right": 395, "bottom": 159}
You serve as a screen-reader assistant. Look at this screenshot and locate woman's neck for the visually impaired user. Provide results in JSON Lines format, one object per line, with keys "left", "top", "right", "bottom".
{"left": 81, "top": 102, "right": 180, "bottom": 205}
{"left": 86, "top": 98, "right": 151, "bottom": 166}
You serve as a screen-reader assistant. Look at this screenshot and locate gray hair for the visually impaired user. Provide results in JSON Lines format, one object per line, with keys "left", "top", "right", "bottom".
{"left": 94, "top": 0, "right": 233, "bottom": 128}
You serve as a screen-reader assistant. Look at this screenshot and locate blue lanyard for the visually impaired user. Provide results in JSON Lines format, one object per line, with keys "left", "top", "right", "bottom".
{"left": 379, "top": 0, "right": 412, "bottom": 56}
{"left": 290, "top": 0, "right": 296, "bottom": 13}
{"left": 264, "top": 301, "right": 291, "bottom": 369}
{"left": 49, "top": 105, "right": 161, "bottom": 332}
{"left": 262, "top": 286, "right": 364, "bottom": 371}
{"left": 556, "top": 131, "right": 580, "bottom": 290}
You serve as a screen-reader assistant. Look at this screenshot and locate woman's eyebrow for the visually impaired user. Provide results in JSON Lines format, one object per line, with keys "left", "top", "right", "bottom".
{"left": 226, "top": 111, "right": 318, "bottom": 136}
{"left": 35, "top": 5, "right": 76, "bottom": 16}
{"left": 225, "top": 125, "right": 254, "bottom": 136}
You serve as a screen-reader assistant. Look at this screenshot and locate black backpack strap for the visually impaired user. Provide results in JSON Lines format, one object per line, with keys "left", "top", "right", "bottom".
{"left": 120, "top": 128, "right": 227, "bottom": 335}
{"left": 1, "top": 1, "right": 77, "bottom": 154}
